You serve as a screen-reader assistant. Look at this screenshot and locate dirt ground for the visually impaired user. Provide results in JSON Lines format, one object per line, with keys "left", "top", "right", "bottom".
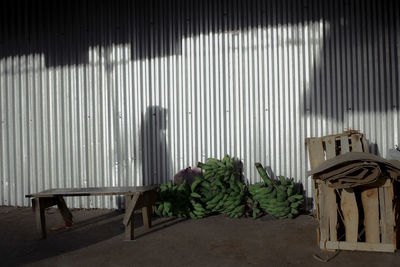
{"left": 1, "top": 206, "right": 399, "bottom": 267}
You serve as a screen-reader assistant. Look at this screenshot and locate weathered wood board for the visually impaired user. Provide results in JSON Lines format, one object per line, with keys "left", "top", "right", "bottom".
{"left": 380, "top": 181, "right": 395, "bottom": 245}
{"left": 340, "top": 134, "right": 361, "bottom": 243}
{"left": 26, "top": 185, "right": 158, "bottom": 198}
{"left": 361, "top": 187, "right": 380, "bottom": 243}
{"left": 341, "top": 188, "right": 359, "bottom": 242}
{"left": 306, "top": 138, "right": 326, "bottom": 242}
{"left": 322, "top": 241, "right": 395, "bottom": 252}
{"left": 324, "top": 136, "right": 338, "bottom": 242}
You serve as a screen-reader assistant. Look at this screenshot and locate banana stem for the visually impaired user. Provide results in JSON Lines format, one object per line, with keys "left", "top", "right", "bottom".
{"left": 255, "top": 163, "right": 272, "bottom": 186}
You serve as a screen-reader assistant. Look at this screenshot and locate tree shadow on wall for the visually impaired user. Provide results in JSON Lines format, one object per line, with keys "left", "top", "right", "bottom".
{"left": 1, "top": 0, "right": 326, "bottom": 65}
{"left": 1, "top": 0, "right": 397, "bottom": 119}
{"left": 300, "top": 0, "right": 399, "bottom": 124}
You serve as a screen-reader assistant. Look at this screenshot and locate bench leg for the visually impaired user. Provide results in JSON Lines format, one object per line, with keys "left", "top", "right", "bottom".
{"left": 56, "top": 196, "right": 73, "bottom": 227}
{"left": 124, "top": 194, "right": 140, "bottom": 240}
{"left": 33, "top": 198, "right": 47, "bottom": 239}
{"left": 125, "top": 195, "right": 134, "bottom": 240}
{"left": 142, "top": 206, "right": 152, "bottom": 229}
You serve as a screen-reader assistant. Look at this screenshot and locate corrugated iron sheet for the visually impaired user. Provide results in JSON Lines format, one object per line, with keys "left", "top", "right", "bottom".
{"left": 0, "top": 0, "right": 399, "bottom": 208}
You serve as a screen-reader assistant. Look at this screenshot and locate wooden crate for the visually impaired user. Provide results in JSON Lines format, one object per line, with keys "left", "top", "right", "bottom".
{"left": 306, "top": 132, "right": 399, "bottom": 252}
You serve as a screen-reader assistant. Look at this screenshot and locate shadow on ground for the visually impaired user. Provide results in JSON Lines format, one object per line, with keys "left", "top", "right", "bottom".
{"left": 1, "top": 207, "right": 400, "bottom": 267}
{"left": 0, "top": 207, "right": 185, "bottom": 266}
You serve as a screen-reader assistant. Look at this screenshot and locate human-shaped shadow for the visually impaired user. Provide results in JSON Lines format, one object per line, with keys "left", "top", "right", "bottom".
{"left": 141, "top": 106, "right": 172, "bottom": 186}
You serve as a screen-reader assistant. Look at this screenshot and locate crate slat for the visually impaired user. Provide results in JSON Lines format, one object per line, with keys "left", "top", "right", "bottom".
{"left": 307, "top": 138, "right": 325, "bottom": 224}
{"left": 361, "top": 187, "right": 380, "bottom": 243}
{"left": 340, "top": 135, "right": 350, "bottom": 153}
{"left": 318, "top": 184, "right": 329, "bottom": 245}
{"left": 342, "top": 134, "right": 362, "bottom": 242}
{"left": 351, "top": 134, "right": 363, "bottom": 152}
{"left": 382, "top": 185, "right": 395, "bottom": 244}
{"left": 308, "top": 138, "right": 325, "bottom": 168}
{"left": 325, "top": 136, "right": 338, "bottom": 242}
{"left": 322, "top": 241, "right": 395, "bottom": 252}
{"left": 341, "top": 188, "right": 359, "bottom": 242}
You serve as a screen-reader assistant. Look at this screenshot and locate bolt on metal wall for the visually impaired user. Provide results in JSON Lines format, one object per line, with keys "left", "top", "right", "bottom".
{"left": 0, "top": 0, "right": 399, "bottom": 208}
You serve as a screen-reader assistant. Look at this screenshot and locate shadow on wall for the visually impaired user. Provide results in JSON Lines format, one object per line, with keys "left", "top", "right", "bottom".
{"left": 116, "top": 106, "right": 171, "bottom": 209}
{"left": 1, "top": 0, "right": 397, "bottom": 119}
{"left": 300, "top": 0, "right": 399, "bottom": 123}
{"left": 368, "top": 141, "right": 380, "bottom": 157}
{"left": 142, "top": 106, "right": 172, "bottom": 186}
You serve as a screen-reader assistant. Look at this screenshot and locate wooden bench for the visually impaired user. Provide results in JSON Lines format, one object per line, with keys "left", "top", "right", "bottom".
{"left": 25, "top": 185, "right": 158, "bottom": 240}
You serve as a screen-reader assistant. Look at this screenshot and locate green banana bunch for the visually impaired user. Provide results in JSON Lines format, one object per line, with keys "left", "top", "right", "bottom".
{"left": 254, "top": 163, "right": 304, "bottom": 219}
{"left": 155, "top": 179, "right": 192, "bottom": 218}
{"left": 187, "top": 175, "right": 213, "bottom": 219}
{"left": 198, "top": 155, "right": 242, "bottom": 183}
{"left": 197, "top": 155, "right": 247, "bottom": 218}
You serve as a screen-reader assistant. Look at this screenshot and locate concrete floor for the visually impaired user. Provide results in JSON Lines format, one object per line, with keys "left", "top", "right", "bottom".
{"left": 1, "top": 206, "right": 400, "bottom": 267}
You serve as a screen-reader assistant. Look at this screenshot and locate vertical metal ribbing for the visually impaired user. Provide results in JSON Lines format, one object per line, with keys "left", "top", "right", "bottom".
{"left": 0, "top": 0, "right": 399, "bottom": 208}
{"left": 0, "top": 4, "right": 7, "bottom": 205}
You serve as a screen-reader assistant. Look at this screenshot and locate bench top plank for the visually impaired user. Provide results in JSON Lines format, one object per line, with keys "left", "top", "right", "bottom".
{"left": 26, "top": 185, "right": 158, "bottom": 198}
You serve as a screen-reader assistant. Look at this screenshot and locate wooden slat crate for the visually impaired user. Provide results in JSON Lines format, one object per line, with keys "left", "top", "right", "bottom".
{"left": 306, "top": 132, "right": 399, "bottom": 252}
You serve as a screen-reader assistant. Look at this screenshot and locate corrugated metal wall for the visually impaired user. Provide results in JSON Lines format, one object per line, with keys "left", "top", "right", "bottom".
{"left": 0, "top": 0, "right": 399, "bottom": 208}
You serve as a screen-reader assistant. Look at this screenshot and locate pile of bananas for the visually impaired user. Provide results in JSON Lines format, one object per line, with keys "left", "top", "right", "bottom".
{"left": 155, "top": 156, "right": 304, "bottom": 220}
{"left": 155, "top": 176, "right": 213, "bottom": 219}
{"left": 197, "top": 155, "right": 247, "bottom": 218}
{"left": 249, "top": 163, "right": 304, "bottom": 219}
{"left": 155, "top": 180, "right": 192, "bottom": 218}
{"left": 187, "top": 176, "right": 212, "bottom": 219}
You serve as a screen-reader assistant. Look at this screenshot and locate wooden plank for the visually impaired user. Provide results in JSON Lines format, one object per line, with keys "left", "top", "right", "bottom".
{"left": 341, "top": 188, "right": 359, "bottom": 242}
{"left": 359, "top": 135, "right": 378, "bottom": 244}
{"left": 340, "top": 135, "right": 350, "bottom": 154}
{"left": 351, "top": 134, "right": 363, "bottom": 152}
{"left": 378, "top": 166, "right": 394, "bottom": 245}
{"left": 322, "top": 241, "right": 395, "bottom": 252}
{"left": 361, "top": 188, "right": 380, "bottom": 243}
{"left": 307, "top": 138, "right": 326, "bottom": 169}
{"left": 324, "top": 136, "right": 338, "bottom": 242}
{"left": 361, "top": 136, "right": 369, "bottom": 152}
{"left": 125, "top": 195, "right": 135, "bottom": 240}
{"left": 342, "top": 134, "right": 361, "bottom": 243}
{"left": 318, "top": 184, "right": 330, "bottom": 245}
{"left": 34, "top": 198, "right": 47, "bottom": 239}
{"left": 326, "top": 187, "right": 337, "bottom": 242}
{"left": 56, "top": 196, "right": 73, "bottom": 227}
{"left": 134, "top": 190, "right": 156, "bottom": 230}
{"left": 325, "top": 136, "right": 337, "bottom": 159}
{"left": 306, "top": 138, "right": 326, "bottom": 242}
{"left": 142, "top": 206, "right": 152, "bottom": 229}
{"left": 382, "top": 185, "right": 395, "bottom": 244}
{"left": 123, "top": 193, "right": 140, "bottom": 226}
{"left": 25, "top": 185, "right": 158, "bottom": 198}
{"left": 379, "top": 187, "right": 387, "bottom": 243}
{"left": 393, "top": 183, "right": 399, "bottom": 249}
